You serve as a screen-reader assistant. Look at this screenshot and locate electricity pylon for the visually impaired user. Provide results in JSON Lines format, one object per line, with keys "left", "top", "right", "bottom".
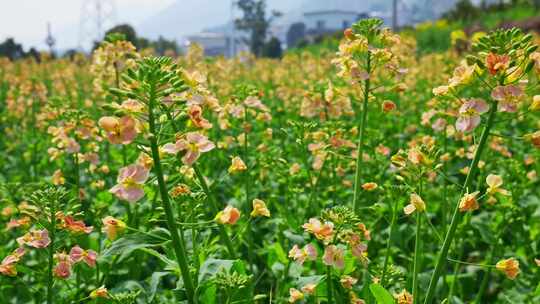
{"left": 78, "top": 0, "right": 117, "bottom": 51}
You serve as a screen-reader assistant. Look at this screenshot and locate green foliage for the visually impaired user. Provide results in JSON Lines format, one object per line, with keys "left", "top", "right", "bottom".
{"left": 235, "top": 0, "right": 281, "bottom": 57}
{"left": 369, "top": 283, "right": 395, "bottom": 304}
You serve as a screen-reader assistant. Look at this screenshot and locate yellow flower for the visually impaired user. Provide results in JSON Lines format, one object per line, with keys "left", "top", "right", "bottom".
{"left": 530, "top": 95, "right": 540, "bottom": 111}
{"left": 432, "top": 85, "right": 449, "bottom": 96}
{"left": 288, "top": 288, "right": 304, "bottom": 303}
{"left": 496, "top": 258, "right": 520, "bottom": 280}
{"left": 394, "top": 289, "right": 413, "bottom": 304}
{"left": 215, "top": 206, "right": 241, "bottom": 225}
{"left": 301, "top": 283, "right": 317, "bottom": 294}
{"left": 362, "top": 182, "right": 378, "bottom": 191}
{"left": 250, "top": 199, "right": 270, "bottom": 218}
{"left": 52, "top": 169, "right": 65, "bottom": 185}
{"left": 404, "top": 193, "right": 426, "bottom": 215}
{"left": 486, "top": 174, "right": 510, "bottom": 197}
{"left": 90, "top": 286, "right": 109, "bottom": 299}
{"left": 228, "top": 156, "right": 247, "bottom": 174}
{"left": 340, "top": 275, "right": 358, "bottom": 289}
{"left": 459, "top": 191, "right": 480, "bottom": 212}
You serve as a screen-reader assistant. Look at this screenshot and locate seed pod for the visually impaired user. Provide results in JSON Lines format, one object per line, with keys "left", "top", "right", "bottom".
{"left": 523, "top": 61, "right": 535, "bottom": 75}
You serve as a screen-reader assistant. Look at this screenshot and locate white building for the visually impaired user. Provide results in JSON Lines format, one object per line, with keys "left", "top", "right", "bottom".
{"left": 185, "top": 32, "right": 231, "bottom": 57}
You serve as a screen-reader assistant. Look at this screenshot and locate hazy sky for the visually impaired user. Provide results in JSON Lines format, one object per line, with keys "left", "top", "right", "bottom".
{"left": 0, "top": 0, "right": 176, "bottom": 50}
{"left": 0, "top": 0, "right": 302, "bottom": 51}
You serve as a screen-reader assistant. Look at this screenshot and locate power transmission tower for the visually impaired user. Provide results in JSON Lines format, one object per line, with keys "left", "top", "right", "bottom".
{"left": 78, "top": 0, "right": 117, "bottom": 51}
{"left": 45, "top": 22, "right": 56, "bottom": 55}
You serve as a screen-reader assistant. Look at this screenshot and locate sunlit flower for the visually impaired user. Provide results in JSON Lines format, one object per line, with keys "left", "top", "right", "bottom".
{"left": 228, "top": 156, "right": 247, "bottom": 174}
{"left": 362, "top": 182, "right": 378, "bottom": 191}
{"left": 394, "top": 289, "right": 413, "bottom": 304}
{"left": 302, "top": 218, "right": 334, "bottom": 241}
{"left": 288, "top": 288, "right": 304, "bottom": 303}
{"left": 486, "top": 174, "right": 510, "bottom": 197}
{"left": 404, "top": 193, "right": 426, "bottom": 215}
{"left": 340, "top": 275, "right": 358, "bottom": 289}
{"left": 52, "top": 169, "right": 65, "bottom": 185}
{"left": 17, "top": 229, "right": 51, "bottom": 248}
{"left": 215, "top": 206, "right": 241, "bottom": 225}
{"left": 90, "top": 286, "right": 109, "bottom": 299}
{"left": 448, "top": 63, "right": 475, "bottom": 87}
{"left": 188, "top": 104, "right": 212, "bottom": 129}
{"left": 357, "top": 223, "right": 371, "bottom": 240}
{"left": 433, "top": 85, "right": 449, "bottom": 96}
{"left": 0, "top": 248, "right": 25, "bottom": 277}
{"left": 98, "top": 115, "right": 138, "bottom": 145}
{"left": 301, "top": 283, "right": 317, "bottom": 294}
{"left": 53, "top": 252, "right": 72, "bottom": 279}
{"left": 529, "top": 95, "right": 540, "bottom": 111}
{"left": 491, "top": 85, "right": 523, "bottom": 113}
{"left": 486, "top": 53, "right": 509, "bottom": 75}
{"left": 102, "top": 216, "right": 127, "bottom": 241}
{"left": 459, "top": 191, "right": 480, "bottom": 212}
{"left": 69, "top": 246, "right": 97, "bottom": 267}
{"left": 170, "top": 184, "right": 191, "bottom": 197}
{"left": 382, "top": 100, "right": 396, "bottom": 112}
{"left": 244, "top": 96, "right": 269, "bottom": 112}
{"left": 525, "top": 131, "right": 540, "bottom": 148}
{"left": 162, "top": 132, "right": 215, "bottom": 166}
{"left": 351, "top": 293, "right": 366, "bottom": 304}
{"left": 250, "top": 199, "right": 270, "bottom": 217}
{"left": 496, "top": 258, "right": 520, "bottom": 279}
{"left": 62, "top": 215, "right": 93, "bottom": 234}
{"left": 109, "top": 164, "right": 149, "bottom": 203}
{"left": 289, "top": 163, "right": 301, "bottom": 175}
{"left": 455, "top": 99, "right": 489, "bottom": 132}
{"left": 288, "top": 244, "right": 317, "bottom": 265}
{"left": 323, "top": 245, "right": 345, "bottom": 269}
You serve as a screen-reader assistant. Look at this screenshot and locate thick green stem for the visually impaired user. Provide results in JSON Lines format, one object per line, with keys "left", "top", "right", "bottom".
{"left": 352, "top": 51, "right": 371, "bottom": 213}
{"left": 243, "top": 106, "right": 255, "bottom": 272}
{"left": 46, "top": 197, "right": 57, "bottom": 304}
{"left": 326, "top": 266, "right": 334, "bottom": 304}
{"left": 381, "top": 195, "right": 399, "bottom": 286}
{"left": 147, "top": 86, "right": 195, "bottom": 304}
{"left": 423, "top": 100, "right": 498, "bottom": 304}
{"left": 193, "top": 165, "right": 236, "bottom": 258}
{"left": 413, "top": 211, "right": 422, "bottom": 303}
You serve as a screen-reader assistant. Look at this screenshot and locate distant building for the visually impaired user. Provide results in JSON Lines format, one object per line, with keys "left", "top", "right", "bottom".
{"left": 185, "top": 32, "right": 230, "bottom": 57}
{"left": 303, "top": 10, "right": 364, "bottom": 35}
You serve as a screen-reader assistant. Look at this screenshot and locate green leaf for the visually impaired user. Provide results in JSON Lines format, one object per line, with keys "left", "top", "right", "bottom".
{"left": 369, "top": 284, "right": 395, "bottom": 304}
{"left": 100, "top": 229, "right": 169, "bottom": 261}
{"left": 148, "top": 271, "right": 170, "bottom": 302}
{"left": 139, "top": 248, "right": 178, "bottom": 272}
{"left": 198, "top": 259, "right": 235, "bottom": 284}
{"left": 268, "top": 242, "right": 288, "bottom": 264}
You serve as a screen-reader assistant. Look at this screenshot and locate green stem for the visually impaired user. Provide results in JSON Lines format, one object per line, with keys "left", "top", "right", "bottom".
{"left": 47, "top": 195, "right": 57, "bottom": 304}
{"left": 193, "top": 165, "right": 236, "bottom": 258}
{"left": 147, "top": 84, "right": 195, "bottom": 304}
{"left": 413, "top": 211, "right": 422, "bottom": 303}
{"left": 162, "top": 107, "right": 236, "bottom": 258}
{"left": 326, "top": 266, "right": 334, "bottom": 304}
{"left": 381, "top": 195, "right": 399, "bottom": 286}
{"left": 423, "top": 100, "right": 499, "bottom": 304}
{"left": 243, "top": 106, "right": 255, "bottom": 273}
{"left": 352, "top": 50, "right": 371, "bottom": 213}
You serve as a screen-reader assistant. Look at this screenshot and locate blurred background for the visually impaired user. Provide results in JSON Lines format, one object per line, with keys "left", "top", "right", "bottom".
{"left": 0, "top": 0, "right": 538, "bottom": 59}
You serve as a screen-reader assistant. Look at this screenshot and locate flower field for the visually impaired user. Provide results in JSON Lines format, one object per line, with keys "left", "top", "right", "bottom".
{"left": 1, "top": 18, "right": 540, "bottom": 304}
